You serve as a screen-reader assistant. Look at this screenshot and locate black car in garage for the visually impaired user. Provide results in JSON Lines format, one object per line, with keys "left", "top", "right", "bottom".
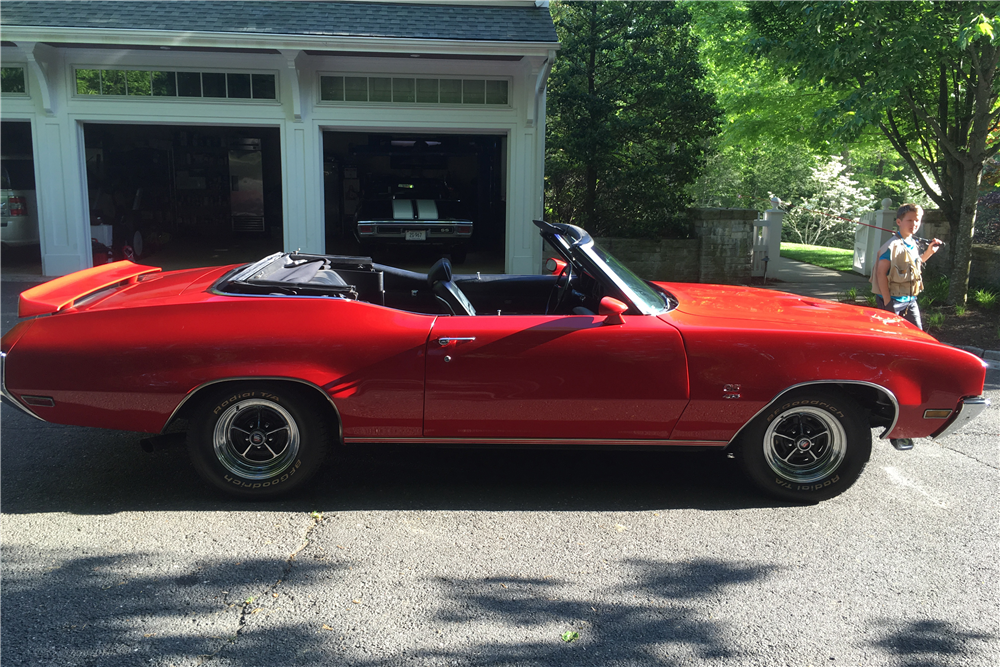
{"left": 354, "top": 177, "right": 473, "bottom": 264}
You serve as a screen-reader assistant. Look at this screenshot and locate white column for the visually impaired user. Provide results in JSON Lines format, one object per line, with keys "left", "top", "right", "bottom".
{"left": 278, "top": 51, "right": 324, "bottom": 254}
{"left": 16, "top": 42, "right": 90, "bottom": 275}
{"left": 280, "top": 121, "right": 324, "bottom": 254}
{"left": 36, "top": 117, "right": 90, "bottom": 276}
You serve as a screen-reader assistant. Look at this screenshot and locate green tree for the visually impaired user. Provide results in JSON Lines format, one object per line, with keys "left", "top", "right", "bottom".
{"left": 782, "top": 156, "right": 873, "bottom": 248}
{"left": 687, "top": 1, "right": 936, "bottom": 219}
{"left": 748, "top": 1, "right": 1000, "bottom": 305}
{"left": 545, "top": 0, "right": 721, "bottom": 238}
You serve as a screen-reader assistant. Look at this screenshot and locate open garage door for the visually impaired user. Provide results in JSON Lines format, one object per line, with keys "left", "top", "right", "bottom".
{"left": 82, "top": 124, "right": 283, "bottom": 269}
{"left": 323, "top": 131, "right": 506, "bottom": 271}
{"left": 1, "top": 121, "right": 41, "bottom": 272}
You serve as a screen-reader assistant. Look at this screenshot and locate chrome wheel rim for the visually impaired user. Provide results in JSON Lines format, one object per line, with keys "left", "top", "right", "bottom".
{"left": 763, "top": 407, "right": 847, "bottom": 483}
{"left": 213, "top": 399, "right": 299, "bottom": 480}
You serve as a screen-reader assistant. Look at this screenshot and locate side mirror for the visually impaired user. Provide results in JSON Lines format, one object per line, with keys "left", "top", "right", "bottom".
{"left": 544, "top": 257, "right": 568, "bottom": 275}
{"left": 599, "top": 296, "right": 628, "bottom": 326}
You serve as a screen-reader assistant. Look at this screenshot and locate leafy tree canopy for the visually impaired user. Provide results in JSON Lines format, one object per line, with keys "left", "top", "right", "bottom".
{"left": 545, "top": 0, "right": 721, "bottom": 238}
{"left": 747, "top": 0, "right": 999, "bottom": 304}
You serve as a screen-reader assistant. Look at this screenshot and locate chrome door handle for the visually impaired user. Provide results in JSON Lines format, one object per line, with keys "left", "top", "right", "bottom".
{"left": 437, "top": 337, "right": 476, "bottom": 347}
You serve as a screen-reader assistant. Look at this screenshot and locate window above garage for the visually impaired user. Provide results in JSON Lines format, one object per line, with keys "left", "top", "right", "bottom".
{"left": 1, "top": 67, "right": 28, "bottom": 95}
{"left": 73, "top": 68, "right": 277, "bottom": 100}
{"left": 319, "top": 75, "right": 509, "bottom": 106}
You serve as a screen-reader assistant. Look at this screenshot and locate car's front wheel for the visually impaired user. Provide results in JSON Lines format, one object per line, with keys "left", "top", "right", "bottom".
{"left": 187, "top": 383, "right": 330, "bottom": 498}
{"left": 735, "top": 389, "right": 871, "bottom": 503}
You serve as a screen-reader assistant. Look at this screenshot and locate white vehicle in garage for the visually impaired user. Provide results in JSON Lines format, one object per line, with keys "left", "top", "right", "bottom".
{"left": 1, "top": 156, "right": 39, "bottom": 247}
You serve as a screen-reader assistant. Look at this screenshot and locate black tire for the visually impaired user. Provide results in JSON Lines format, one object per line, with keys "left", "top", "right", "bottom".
{"left": 187, "top": 383, "right": 330, "bottom": 498}
{"left": 735, "top": 389, "right": 871, "bottom": 503}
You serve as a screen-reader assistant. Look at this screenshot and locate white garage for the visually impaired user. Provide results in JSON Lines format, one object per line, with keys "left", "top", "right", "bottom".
{"left": 0, "top": 1, "right": 558, "bottom": 276}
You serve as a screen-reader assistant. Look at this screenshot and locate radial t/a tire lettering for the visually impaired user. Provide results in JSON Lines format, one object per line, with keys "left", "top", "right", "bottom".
{"left": 735, "top": 390, "right": 871, "bottom": 503}
{"left": 187, "top": 383, "right": 330, "bottom": 498}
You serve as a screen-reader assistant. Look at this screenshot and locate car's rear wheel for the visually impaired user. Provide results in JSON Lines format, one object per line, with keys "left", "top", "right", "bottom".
{"left": 735, "top": 389, "right": 871, "bottom": 503}
{"left": 187, "top": 383, "right": 329, "bottom": 498}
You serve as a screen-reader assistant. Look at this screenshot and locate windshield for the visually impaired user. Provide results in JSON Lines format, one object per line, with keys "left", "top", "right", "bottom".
{"left": 585, "top": 242, "right": 670, "bottom": 314}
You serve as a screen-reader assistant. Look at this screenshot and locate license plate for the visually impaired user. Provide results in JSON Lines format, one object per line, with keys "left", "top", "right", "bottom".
{"left": 405, "top": 230, "right": 427, "bottom": 241}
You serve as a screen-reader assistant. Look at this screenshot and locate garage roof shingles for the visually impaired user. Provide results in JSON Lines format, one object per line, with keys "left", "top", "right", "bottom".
{"left": 0, "top": 1, "right": 558, "bottom": 43}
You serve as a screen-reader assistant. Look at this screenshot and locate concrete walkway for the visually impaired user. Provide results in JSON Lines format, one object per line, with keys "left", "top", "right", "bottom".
{"left": 757, "top": 255, "right": 872, "bottom": 301}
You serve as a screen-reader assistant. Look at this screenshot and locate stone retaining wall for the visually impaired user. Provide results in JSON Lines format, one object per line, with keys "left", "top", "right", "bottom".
{"left": 593, "top": 238, "right": 701, "bottom": 282}
{"left": 913, "top": 213, "right": 1000, "bottom": 287}
{"left": 596, "top": 208, "right": 755, "bottom": 284}
{"left": 970, "top": 245, "right": 1000, "bottom": 286}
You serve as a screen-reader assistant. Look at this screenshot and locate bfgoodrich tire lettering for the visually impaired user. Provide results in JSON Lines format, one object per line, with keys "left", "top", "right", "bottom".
{"left": 736, "top": 390, "right": 871, "bottom": 503}
{"left": 187, "top": 384, "right": 329, "bottom": 498}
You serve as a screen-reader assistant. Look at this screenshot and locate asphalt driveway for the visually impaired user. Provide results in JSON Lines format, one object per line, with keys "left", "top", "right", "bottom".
{"left": 2, "top": 279, "right": 998, "bottom": 667}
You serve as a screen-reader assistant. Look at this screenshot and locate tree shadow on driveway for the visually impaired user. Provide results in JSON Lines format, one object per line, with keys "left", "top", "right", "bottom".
{"left": 1, "top": 547, "right": 780, "bottom": 667}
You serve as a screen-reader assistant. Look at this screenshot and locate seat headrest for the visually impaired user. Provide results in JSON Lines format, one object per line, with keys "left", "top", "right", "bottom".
{"left": 427, "top": 257, "right": 453, "bottom": 285}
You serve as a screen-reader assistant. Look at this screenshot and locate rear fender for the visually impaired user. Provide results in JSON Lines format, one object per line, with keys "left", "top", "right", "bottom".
{"left": 164, "top": 377, "right": 344, "bottom": 445}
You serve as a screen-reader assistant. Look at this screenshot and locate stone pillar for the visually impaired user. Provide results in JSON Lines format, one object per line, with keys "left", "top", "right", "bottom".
{"left": 763, "top": 196, "right": 784, "bottom": 260}
{"left": 689, "top": 208, "right": 755, "bottom": 284}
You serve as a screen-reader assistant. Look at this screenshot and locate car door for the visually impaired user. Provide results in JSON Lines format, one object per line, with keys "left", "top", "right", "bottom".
{"left": 423, "top": 313, "right": 689, "bottom": 442}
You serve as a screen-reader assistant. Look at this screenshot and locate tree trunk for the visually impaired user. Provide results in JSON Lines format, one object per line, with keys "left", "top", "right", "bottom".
{"left": 946, "top": 42, "right": 996, "bottom": 307}
{"left": 946, "top": 167, "right": 980, "bottom": 307}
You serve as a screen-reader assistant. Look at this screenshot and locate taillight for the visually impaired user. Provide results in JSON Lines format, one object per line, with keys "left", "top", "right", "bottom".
{"left": 456, "top": 224, "right": 472, "bottom": 236}
{"left": 8, "top": 197, "right": 27, "bottom": 216}
{"left": 357, "top": 224, "right": 374, "bottom": 235}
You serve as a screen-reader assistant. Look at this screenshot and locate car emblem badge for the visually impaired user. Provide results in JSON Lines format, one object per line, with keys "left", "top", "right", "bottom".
{"left": 250, "top": 431, "right": 266, "bottom": 446}
{"left": 723, "top": 384, "right": 741, "bottom": 400}
{"left": 797, "top": 438, "right": 812, "bottom": 451}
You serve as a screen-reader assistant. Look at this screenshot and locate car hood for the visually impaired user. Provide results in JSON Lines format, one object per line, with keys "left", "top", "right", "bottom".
{"left": 656, "top": 282, "right": 937, "bottom": 341}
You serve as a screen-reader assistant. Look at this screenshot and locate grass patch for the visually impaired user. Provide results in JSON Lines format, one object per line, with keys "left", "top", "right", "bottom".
{"left": 837, "top": 286, "right": 859, "bottom": 303}
{"left": 780, "top": 243, "right": 855, "bottom": 272}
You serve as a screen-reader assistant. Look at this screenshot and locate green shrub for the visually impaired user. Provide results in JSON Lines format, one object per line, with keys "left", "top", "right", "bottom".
{"left": 918, "top": 275, "right": 949, "bottom": 308}
{"left": 971, "top": 288, "right": 998, "bottom": 311}
{"left": 925, "top": 311, "right": 946, "bottom": 329}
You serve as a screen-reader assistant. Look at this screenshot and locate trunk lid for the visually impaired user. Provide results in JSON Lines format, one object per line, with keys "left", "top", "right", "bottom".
{"left": 18, "top": 262, "right": 235, "bottom": 317}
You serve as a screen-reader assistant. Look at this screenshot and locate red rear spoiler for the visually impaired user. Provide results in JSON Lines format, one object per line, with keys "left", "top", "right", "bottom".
{"left": 19, "top": 261, "right": 161, "bottom": 317}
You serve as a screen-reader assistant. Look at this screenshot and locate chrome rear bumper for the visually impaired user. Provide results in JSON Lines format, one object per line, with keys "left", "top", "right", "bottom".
{"left": 932, "top": 396, "right": 990, "bottom": 440}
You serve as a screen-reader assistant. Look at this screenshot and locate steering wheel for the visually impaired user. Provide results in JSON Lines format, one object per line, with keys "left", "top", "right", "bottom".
{"left": 545, "top": 263, "right": 574, "bottom": 315}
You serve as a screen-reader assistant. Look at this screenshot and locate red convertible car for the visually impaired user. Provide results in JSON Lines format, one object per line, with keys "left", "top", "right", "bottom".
{"left": 1, "top": 220, "right": 989, "bottom": 502}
